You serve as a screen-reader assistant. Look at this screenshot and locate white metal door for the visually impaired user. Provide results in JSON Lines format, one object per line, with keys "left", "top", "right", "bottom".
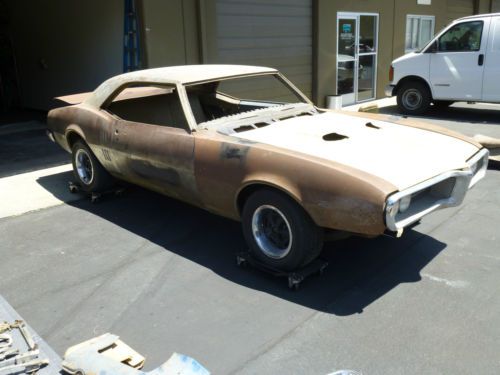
{"left": 337, "top": 13, "right": 378, "bottom": 106}
{"left": 430, "top": 19, "right": 490, "bottom": 100}
{"left": 483, "top": 17, "right": 500, "bottom": 102}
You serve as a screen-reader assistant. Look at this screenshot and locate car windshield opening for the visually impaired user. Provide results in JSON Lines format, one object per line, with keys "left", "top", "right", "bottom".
{"left": 185, "top": 74, "right": 309, "bottom": 126}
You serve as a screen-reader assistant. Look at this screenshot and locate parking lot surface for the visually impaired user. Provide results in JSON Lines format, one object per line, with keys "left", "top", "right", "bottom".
{"left": 1, "top": 104, "right": 499, "bottom": 374}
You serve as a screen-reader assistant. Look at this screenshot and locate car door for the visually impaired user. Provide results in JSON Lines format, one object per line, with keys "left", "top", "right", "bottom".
{"left": 106, "top": 87, "right": 199, "bottom": 204}
{"left": 429, "top": 19, "right": 490, "bottom": 100}
{"left": 482, "top": 16, "right": 500, "bottom": 102}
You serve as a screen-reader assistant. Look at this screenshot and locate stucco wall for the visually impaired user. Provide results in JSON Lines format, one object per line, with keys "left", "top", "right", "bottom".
{"left": 315, "top": 0, "right": 395, "bottom": 106}
{"left": 314, "top": 0, "right": 475, "bottom": 106}
{"left": 8, "top": 0, "right": 123, "bottom": 110}
{"left": 141, "top": 0, "right": 200, "bottom": 68}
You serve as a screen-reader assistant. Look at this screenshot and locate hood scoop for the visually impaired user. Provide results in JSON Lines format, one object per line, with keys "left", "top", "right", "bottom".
{"left": 366, "top": 122, "right": 380, "bottom": 129}
{"left": 323, "top": 132, "right": 348, "bottom": 141}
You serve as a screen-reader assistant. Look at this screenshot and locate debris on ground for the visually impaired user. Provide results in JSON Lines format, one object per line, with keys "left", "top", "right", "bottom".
{"left": 62, "top": 333, "right": 210, "bottom": 375}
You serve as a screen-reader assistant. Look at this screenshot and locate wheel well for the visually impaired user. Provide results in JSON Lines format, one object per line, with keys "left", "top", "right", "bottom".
{"left": 66, "top": 131, "right": 84, "bottom": 149}
{"left": 396, "top": 76, "right": 433, "bottom": 99}
{"left": 236, "top": 183, "right": 299, "bottom": 215}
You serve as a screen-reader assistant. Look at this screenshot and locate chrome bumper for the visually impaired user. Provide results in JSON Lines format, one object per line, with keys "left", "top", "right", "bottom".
{"left": 385, "top": 148, "right": 489, "bottom": 233}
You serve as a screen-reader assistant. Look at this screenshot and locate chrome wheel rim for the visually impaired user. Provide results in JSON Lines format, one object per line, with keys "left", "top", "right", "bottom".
{"left": 402, "top": 89, "right": 422, "bottom": 110}
{"left": 75, "top": 149, "right": 94, "bottom": 185}
{"left": 251, "top": 205, "right": 292, "bottom": 259}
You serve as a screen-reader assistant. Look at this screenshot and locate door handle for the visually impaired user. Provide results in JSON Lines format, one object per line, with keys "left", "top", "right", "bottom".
{"left": 478, "top": 54, "right": 484, "bottom": 66}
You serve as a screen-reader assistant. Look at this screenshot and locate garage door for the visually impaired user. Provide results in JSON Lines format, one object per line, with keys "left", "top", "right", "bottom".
{"left": 446, "top": 0, "right": 474, "bottom": 24}
{"left": 215, "top": 0, "right": 312, "bottom": 99}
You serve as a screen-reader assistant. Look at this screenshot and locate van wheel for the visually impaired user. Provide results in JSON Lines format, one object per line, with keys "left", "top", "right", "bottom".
{"left": 71, "top": 140, "right": 113, "bottom": 193}
{"left": 397, "top": 81, "right": 431, "bottom": 115}
{"left": 241, "top": 189, "right": 323, "bottom": 271}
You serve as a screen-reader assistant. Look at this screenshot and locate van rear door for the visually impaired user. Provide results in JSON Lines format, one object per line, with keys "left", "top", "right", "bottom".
{"left": 429, "top": 18, "right": 490, "bottom": 100}
{"left": 482, "top": 16, "right": 500, "bottom": 102}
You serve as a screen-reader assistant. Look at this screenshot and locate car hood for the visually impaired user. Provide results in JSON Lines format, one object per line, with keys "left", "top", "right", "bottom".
{"left": 233, "top": 111, "right": 479, "bottom": 190}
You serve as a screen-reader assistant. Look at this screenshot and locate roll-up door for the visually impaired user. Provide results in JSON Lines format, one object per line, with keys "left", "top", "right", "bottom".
{"left": 215, "top": 0, "right": 313, "bottom": 99}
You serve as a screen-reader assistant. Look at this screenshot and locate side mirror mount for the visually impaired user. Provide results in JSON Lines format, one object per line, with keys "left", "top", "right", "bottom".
{"left": 426, "top": 41, "right": 438, "bottom": 53}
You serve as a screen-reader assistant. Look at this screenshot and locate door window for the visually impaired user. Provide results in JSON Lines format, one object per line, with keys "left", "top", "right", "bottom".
{"left": 337, "top": 13, "right": 378, "bottom": 105}
{"left": 438, "top": 21, "right": 483, "bottom": 52}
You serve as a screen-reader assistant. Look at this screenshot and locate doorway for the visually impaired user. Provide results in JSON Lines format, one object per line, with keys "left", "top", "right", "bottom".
{"left": 337, "top": 12, "right": 378, "bottom": 106}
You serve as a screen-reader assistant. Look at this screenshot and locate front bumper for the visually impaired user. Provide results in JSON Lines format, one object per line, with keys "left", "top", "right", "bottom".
{"left": 384, "top": 84, "right": 395, "bottom": 97}
{"left": 385, "top": 148, "right": 489, "bottom": 233}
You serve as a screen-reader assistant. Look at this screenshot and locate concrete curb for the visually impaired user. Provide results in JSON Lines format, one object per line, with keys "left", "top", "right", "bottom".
{"left": 342, "top": 97, "right": 397, "bottom": 113}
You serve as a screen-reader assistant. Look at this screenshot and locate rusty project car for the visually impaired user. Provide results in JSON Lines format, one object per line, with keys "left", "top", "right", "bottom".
{"left": 47, "top": 65, "right": 489, "bottom": 271}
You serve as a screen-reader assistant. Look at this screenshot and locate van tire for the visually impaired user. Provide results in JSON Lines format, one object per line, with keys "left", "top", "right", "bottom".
{"left": 397, "top": 81, "right": 431, "bottom": 115}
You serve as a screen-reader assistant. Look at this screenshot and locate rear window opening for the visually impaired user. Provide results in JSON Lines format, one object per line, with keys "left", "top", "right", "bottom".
{"left": 105, "top": 85, "right": 190, "bottom": 130}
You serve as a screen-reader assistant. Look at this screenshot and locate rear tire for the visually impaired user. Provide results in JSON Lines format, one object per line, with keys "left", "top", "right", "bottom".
{"left": 397, "top": 81, "right": 431, "bottom": 115}
{"left": 71, "top": 140, "right": 113, "bottom": 193}
{"left": 241, "top": 189, "right": 323, "bottom": 271}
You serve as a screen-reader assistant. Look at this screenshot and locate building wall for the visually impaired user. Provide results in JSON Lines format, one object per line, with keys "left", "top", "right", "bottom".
{"left": 492, "top": 0, "right": 500, "bottom": 12}
{"left": 140, "top": 0, "right": 200, "bottom": 67}
{"left": 315, "top": 0, "right": 476, "bottom": 107}
{"left": 315, "top": 0, "right": 395, "bottom": 106}
{"left": 8, "top": 0, "right": 123, "bottom": 110}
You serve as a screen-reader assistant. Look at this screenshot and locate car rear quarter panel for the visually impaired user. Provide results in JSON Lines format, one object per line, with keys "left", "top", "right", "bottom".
{"left": 193, "top": 131, "right": 397, "bottom": 236}
{"left": 48, "top": 105, "right": 114, "bottom": 166}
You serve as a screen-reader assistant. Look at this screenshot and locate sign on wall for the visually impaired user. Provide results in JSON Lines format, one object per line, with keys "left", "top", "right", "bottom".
{"left": 417, "top": 0, "right": 431, "bottom": 4}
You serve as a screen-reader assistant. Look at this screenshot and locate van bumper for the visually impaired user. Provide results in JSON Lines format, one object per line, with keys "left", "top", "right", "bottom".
{"left": 385, "top": 84, "right": 396, "bottom": 97}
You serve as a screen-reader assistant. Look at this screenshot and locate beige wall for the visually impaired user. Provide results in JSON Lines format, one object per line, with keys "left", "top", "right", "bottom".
{"left": 141, "top": 0, "right": 200, "bottom": 67}
{"left": 315, "top": 0, "right": 476, "bottom": 106}
{"left": 492, "top": 0, "right": 500, "bottom": 12}
{"left": 315, "top": 0, "right": 395, "bottom": 106}
{"left": 8, "top": 0, "right": 123, "bottom": 110}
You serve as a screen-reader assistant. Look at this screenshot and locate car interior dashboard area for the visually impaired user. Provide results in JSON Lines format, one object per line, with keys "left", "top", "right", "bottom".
{"left": 104, "top": 83, "right": 275, "bottom": 130}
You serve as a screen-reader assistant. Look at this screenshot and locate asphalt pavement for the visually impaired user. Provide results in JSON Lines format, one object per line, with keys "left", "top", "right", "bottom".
{"left": 0, "top": 104, "right": 499, "bottom": 374}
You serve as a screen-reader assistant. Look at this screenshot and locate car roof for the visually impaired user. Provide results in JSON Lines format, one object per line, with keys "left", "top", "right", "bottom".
{"left": 456, "top": 12, "right": 500, "bottom": 21}
{"left": 85, "top": 64, "right": 277, "bottom": 108}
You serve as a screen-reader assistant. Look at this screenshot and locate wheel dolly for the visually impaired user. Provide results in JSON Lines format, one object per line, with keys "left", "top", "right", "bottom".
{"left": 236, "top": 251, "right": 329, "bottom": 290}
{"left": 68, "top": 181, "right": 125, "bottom": 203}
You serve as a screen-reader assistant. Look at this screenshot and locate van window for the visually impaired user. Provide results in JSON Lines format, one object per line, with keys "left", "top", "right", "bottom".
{"left": 438, "top": 21, "right": 483, "bottom": 52}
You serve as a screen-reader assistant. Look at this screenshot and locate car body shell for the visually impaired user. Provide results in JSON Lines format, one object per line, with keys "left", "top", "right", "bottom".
{"left": 48, "top": 65, "right": 487, "bottom": 237}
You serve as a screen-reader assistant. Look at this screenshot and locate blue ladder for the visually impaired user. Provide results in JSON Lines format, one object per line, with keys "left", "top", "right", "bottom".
{"left": 123, "top": 0, "right": 141, "bottom": 72}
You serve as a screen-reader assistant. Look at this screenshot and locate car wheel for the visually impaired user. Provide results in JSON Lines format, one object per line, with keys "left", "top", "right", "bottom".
{"left": 242, "top": 189, "right": 323, "bottom": 271}
{"left": 397, "top": 81, "right": 431, "bottom": 115}
{"left": 71, "top": 140, "right": 113, "bottom": 192}
{"left": 433, "top": 100, "right": 454, "bottom": 109}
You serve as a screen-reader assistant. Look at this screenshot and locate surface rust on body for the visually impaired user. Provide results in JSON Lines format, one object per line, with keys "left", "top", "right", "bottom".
{"left": 47, "top": 65, "right": 482, "bottom": 238}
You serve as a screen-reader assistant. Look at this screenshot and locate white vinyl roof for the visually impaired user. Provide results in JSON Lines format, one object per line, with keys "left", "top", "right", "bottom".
{"left": 85, "top": 64, "right": 277, "bottom": 108}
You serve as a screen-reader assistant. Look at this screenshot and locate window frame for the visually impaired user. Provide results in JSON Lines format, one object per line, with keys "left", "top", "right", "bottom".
{"left": 436, "top": 20, "right": 484, "bottom": 53}
{"left": 101, "top": 82, "right": 193, "bottom": 132}
{"left": 405, "top": 14, "right": 436, "bottom": 53}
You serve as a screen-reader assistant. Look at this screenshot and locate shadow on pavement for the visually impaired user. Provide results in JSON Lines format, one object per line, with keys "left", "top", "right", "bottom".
{"left": 0, "top": 128, "right": 70, "bottom": 178}
{"left": 378, "top": 104, "right": 500, "bottom": 125}
{"left": 37, "top": 172, "right": 447, "bottom": 316}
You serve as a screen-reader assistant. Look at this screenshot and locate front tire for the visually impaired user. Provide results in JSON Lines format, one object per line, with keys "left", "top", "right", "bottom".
{"left": 71, "top": 140, "right": 113, "bottom": 192}
{"left": 241, "top": 189, "right": 323, "bottom": 271}
{"left": 397, "top": 81, "right": 431, "bottom": 115}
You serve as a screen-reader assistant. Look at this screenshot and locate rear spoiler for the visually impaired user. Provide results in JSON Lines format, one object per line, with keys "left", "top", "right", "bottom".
{"left": 54, "top": 92, "right": 93, "bottom": 105}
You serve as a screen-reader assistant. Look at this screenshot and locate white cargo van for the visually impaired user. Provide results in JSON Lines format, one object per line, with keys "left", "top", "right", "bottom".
{"left": 386, "top": 13, "right": 500, "bottom": 115}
